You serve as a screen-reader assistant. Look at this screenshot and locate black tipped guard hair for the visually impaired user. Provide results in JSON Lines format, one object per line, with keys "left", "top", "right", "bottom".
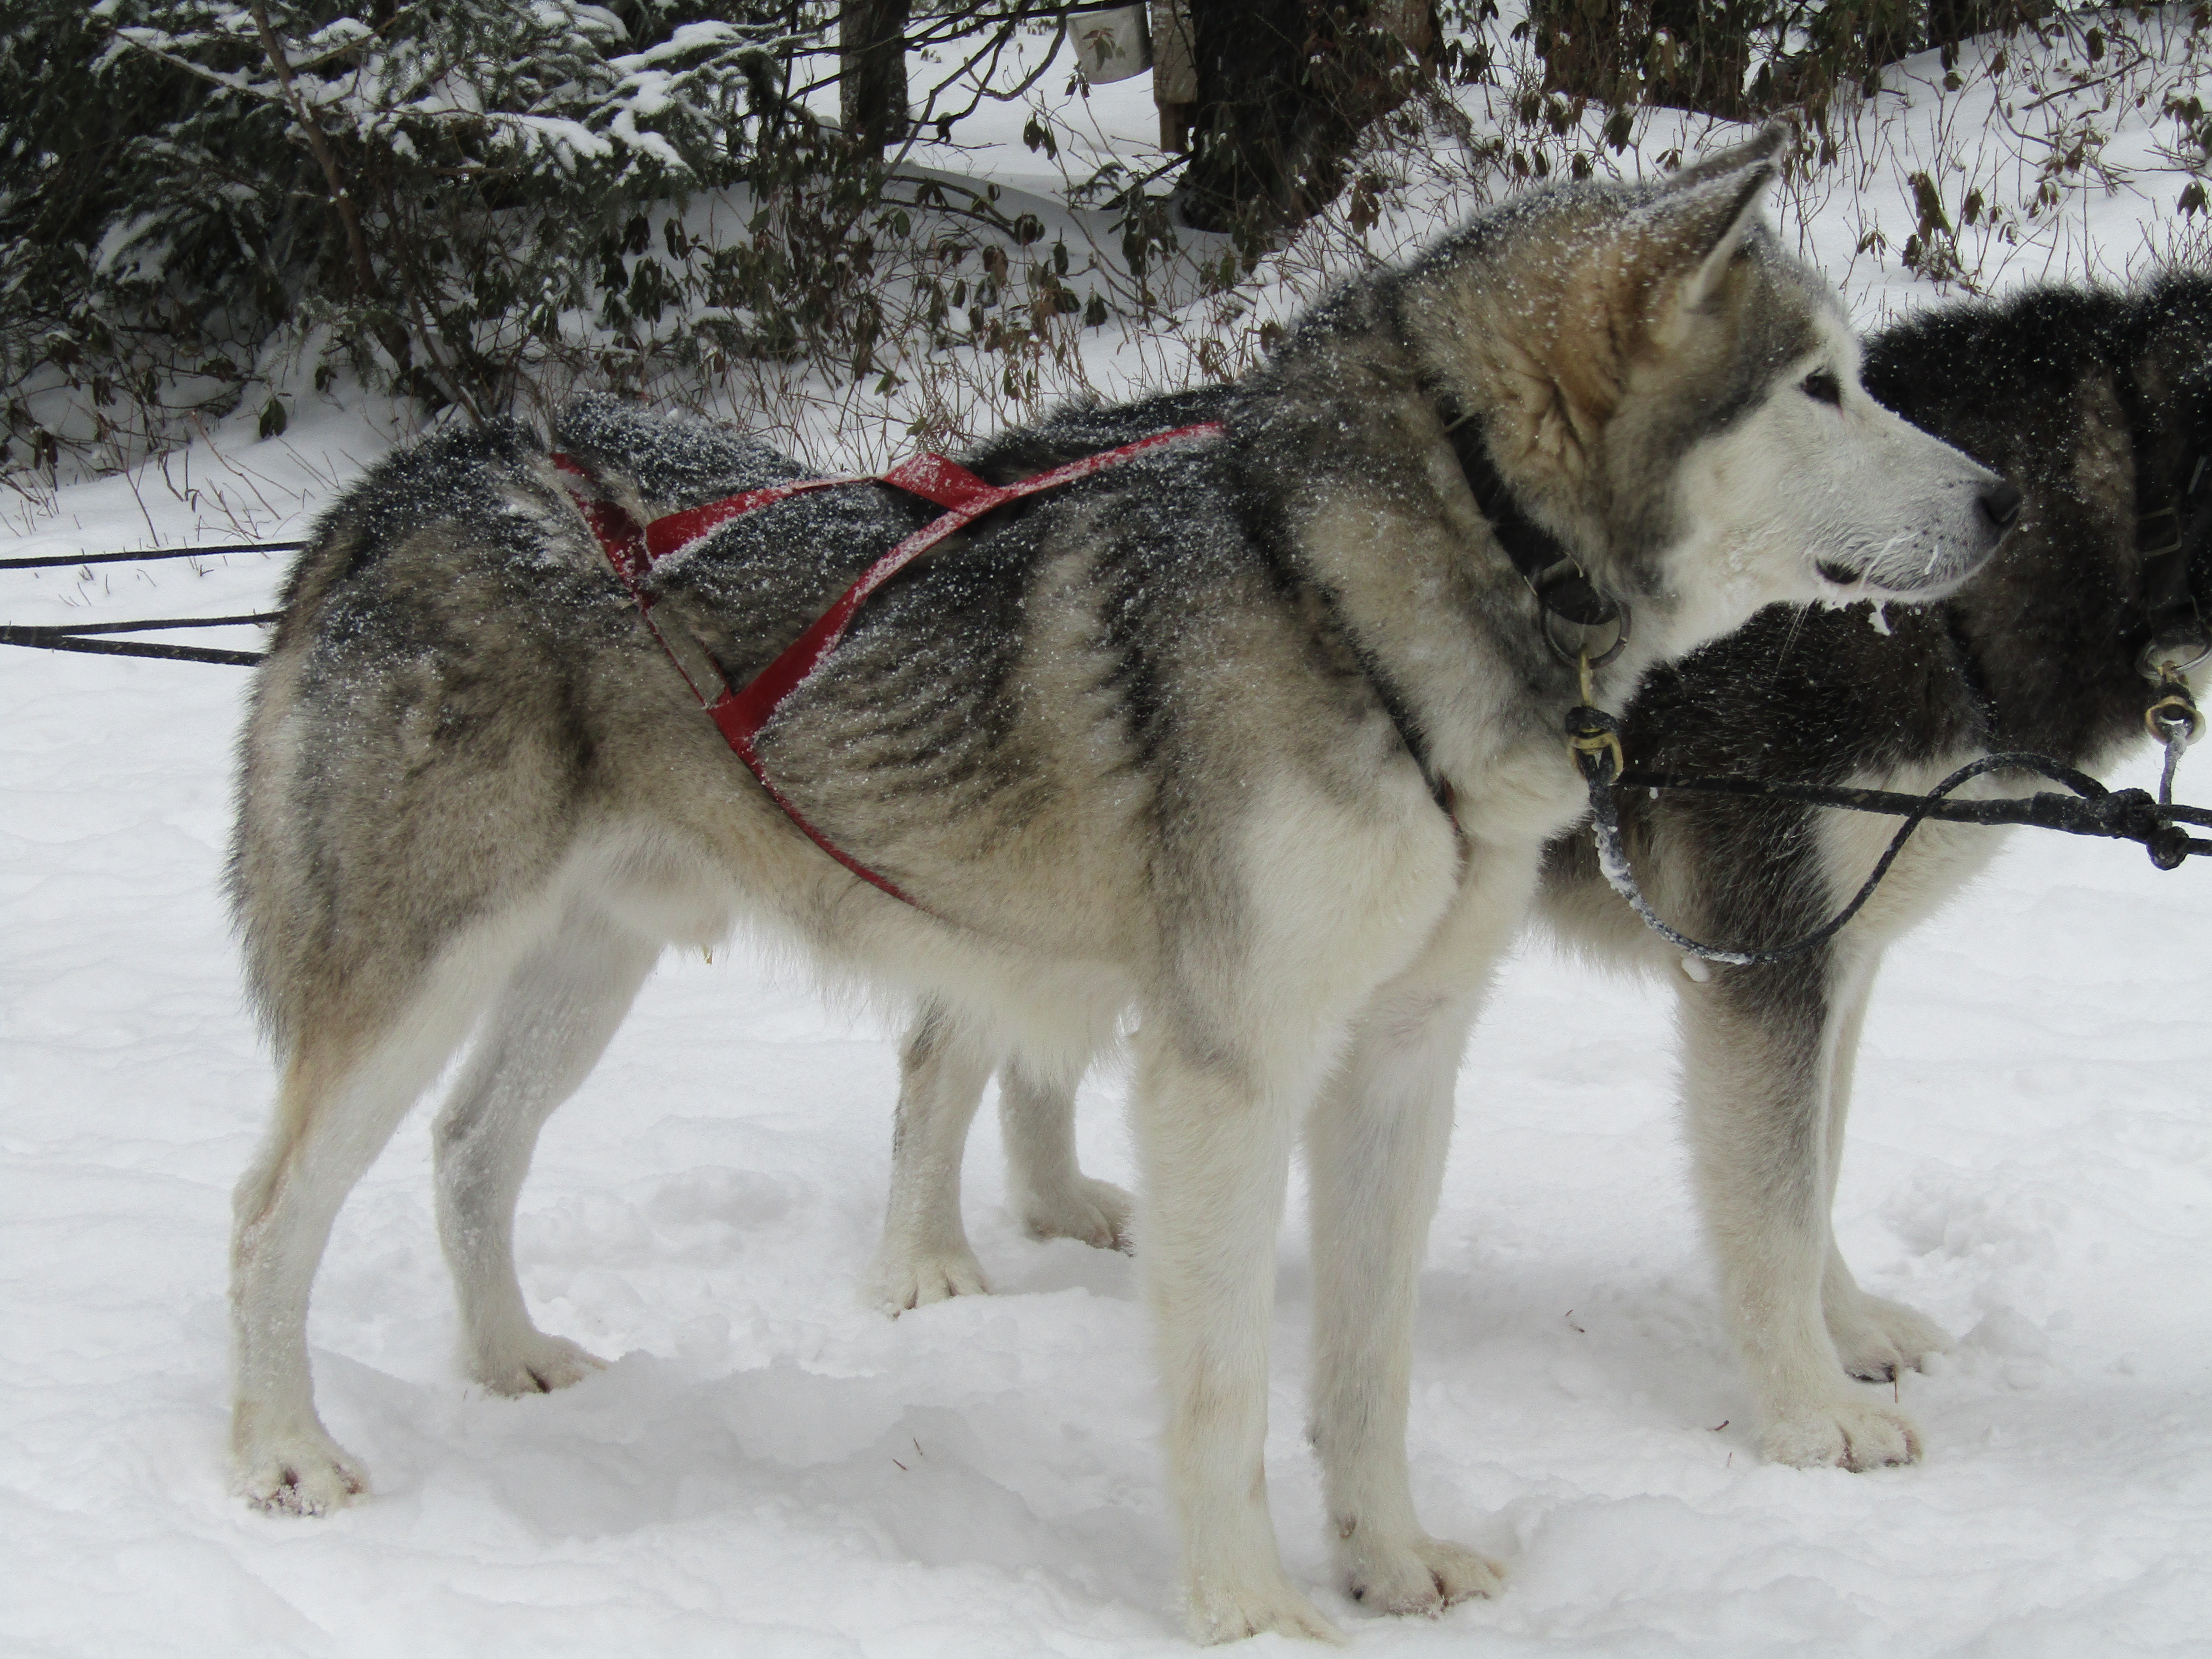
{"left": 1663, "top": 119, "right": 1792, "bottom": 192}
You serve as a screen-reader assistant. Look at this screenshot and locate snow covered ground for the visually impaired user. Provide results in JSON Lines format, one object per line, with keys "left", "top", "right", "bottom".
{"left": 6, "top": 21, "right": 2211, "bottom": 1658}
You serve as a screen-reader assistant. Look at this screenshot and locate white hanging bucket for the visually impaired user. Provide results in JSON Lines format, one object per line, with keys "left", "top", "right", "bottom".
{"left": 1067, "top": 3, "right": 1153, "bottom": 85}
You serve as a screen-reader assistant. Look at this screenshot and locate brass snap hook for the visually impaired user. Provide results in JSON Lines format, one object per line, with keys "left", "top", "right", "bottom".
{"left": 2145, "top": 666, "right": 2203, "bottom": 749}
{"left": 1566, "top": 650, "right": 1626, "bottom": 783}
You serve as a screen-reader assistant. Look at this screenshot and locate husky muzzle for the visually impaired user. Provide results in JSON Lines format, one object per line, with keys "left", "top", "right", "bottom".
{"left": 1820, "top": 473, "right": 2024, "bottom": 599}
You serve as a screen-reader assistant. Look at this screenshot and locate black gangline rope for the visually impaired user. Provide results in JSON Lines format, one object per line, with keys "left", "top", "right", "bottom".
{"left": 0, "top": 541, "right": 304, "bottom": 569}
{"left": 1572, "top": 703, "right": 2212, "bottom": 966}
{"left": 1, "top": 614, "right": 281, "bottom": 665}
{"left": 2, "top": 541, "right": 298, "bottom": 663}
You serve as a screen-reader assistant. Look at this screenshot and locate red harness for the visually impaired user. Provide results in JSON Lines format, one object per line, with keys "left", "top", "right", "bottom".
{"left": 555, "top": 421, "right": 1224, "bottom": 908}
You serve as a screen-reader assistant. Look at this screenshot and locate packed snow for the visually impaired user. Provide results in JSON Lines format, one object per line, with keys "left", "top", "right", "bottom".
{"left": 5, "top": 20, "right": 2210, "bottom": 1659}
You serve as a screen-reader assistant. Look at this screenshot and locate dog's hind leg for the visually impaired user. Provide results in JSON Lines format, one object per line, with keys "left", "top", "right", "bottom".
{"left": 1813, "top": 957, "right": 1953, "bottom": 1384}
{"left": 231, "top": 983, "right": 490, "bottom": 1514}
{"left": 867, "top": 1002, "right": 994, "bottom": 1313}
{"left": 432, "top": 899, "right": 660, "bottom": 1393}
{"left": 1680, "top": 948, "right": 1923, "bottom": 1471}
{"left": 1000, "top": 1052, "right": 1132, "bottom": 1254}
{"left": 869, "top": 1031, "right": 1129, "bottom": 1313}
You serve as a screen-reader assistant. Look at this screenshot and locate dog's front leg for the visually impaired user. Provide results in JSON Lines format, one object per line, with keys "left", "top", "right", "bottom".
{"left": 1814, "top": 960, "right": 1954, "bottom": 1386}
{"left": 1308, "top": 908, "right": 1508, "bottom": 1618}
{"left": 1680, "top": 946, "right": 1925, "bottom": 1470}
{"left": 1135, "top": 1030, "right": 1342, "bottom": 1645}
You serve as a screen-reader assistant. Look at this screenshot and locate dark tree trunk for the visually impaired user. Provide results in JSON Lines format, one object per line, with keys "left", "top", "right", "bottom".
{"left": 1178, "top": 0, "right": 1307, "bottom": 234}
{"left": 1176, "top": 0, "right": 1435, "bottom": 241}
{"left": 839, "top": 0, "right": 910, "bottom": 158}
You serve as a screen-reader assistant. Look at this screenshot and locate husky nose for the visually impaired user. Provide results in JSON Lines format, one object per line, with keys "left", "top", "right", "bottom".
{"left": 1978, "top": 480, "right": 2023, "bottom": 533}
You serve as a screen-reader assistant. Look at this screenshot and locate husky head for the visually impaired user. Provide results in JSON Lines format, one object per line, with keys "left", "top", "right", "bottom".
{"left": 1402, "top": 124, "right": 2017, "bottom": 656}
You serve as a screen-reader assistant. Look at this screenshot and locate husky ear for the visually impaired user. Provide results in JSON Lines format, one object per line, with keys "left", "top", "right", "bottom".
{"left": 1647, "top": 120, "right": 1788, "bottom": 318}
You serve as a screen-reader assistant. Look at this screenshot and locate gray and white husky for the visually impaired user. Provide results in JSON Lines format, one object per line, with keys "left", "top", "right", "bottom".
{"left": 889, "top": 275, "right": 2211, "bottom": 1486}
{"left": 226, "top": 125, "right": 2014, "bottom": 1642}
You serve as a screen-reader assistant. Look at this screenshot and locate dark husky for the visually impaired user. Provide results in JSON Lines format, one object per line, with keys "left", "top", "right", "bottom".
{"left": 1538, "top": 269, "right": 2212, "bottom": 1469}
{"left": 226, "top": 127, "right": 2012, "bottom": 1642}
{"left": 898, "top": 272, "right": 2210, "bottom": 1486}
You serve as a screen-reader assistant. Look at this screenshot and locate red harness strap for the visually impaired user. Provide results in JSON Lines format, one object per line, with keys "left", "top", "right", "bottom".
{"left": 555, "top": 421, "right": 1224, "bottom": 908}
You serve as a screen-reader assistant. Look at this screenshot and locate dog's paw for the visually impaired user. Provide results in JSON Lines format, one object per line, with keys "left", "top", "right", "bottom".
{"left": 1340, "top": 1530, "right": 1505, "bottom": 1618}
{"left": 867, "top": 1242, "right": 990, "bottom": 1315}
{"left": 473, "top": 1331, "right": 607, "bottom": 1396}
{"left": 1021, "top": 1175, "right": 1135, "bottom": 1254}
{"left": 1827, "top": 1289, "right": 1953, "bottom": 1383}
{"left": 236, "top": 1428, "right": 369, "bottom": 1516}
{"left": 1761, "top": 1400, "right": 1923, "bottom": 1471}
{"left": 1186, "top": 1572, "right": 1345, "bottom": 1645}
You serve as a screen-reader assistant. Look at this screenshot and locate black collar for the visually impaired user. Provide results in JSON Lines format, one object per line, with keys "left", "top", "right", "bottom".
{"left": 1434, "top": 391, "right": 1631, "bottom": 666}
{"left": 1292, "top": 381, "right": 1635, "bottom": 826}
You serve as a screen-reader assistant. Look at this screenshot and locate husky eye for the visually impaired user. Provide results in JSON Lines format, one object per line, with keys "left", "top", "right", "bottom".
{"left": 1802, "top": 369, "right": 1843, "bottom": 406}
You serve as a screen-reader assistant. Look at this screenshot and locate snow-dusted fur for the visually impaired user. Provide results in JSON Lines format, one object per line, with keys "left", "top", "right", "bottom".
{"left": 225, "top": 126, "right": 2013, "bottom": 1644}
{"left": 888, "top": 273, "right": 2211, "bottom": 1487}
